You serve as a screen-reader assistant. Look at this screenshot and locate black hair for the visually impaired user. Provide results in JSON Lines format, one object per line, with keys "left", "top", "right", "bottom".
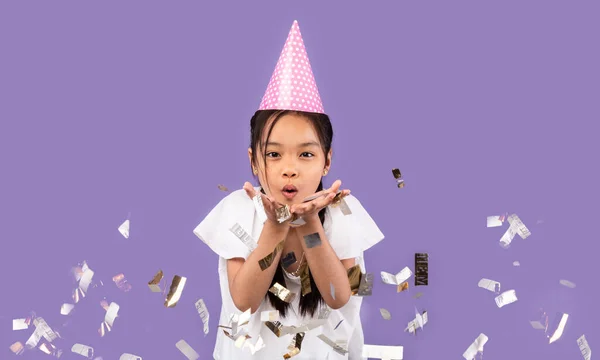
{"left": 249, "top": 109, "right": 334, "bottom": 318}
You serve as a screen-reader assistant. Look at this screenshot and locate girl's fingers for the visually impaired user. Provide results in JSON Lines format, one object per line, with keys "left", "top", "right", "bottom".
{"left": 243, "top": 182, "right": 256, "bottom": 199}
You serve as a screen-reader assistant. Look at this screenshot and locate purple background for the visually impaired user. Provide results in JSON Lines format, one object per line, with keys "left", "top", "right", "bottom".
{"left": 1, "top": 1, "right": 598, "bottom": 359}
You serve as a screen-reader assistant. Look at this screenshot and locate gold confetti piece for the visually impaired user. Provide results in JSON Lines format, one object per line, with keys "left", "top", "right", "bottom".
{"left": 60, "top": 303, "right": 74, "bottom": 316}
{"left": 415, "top": 253, "right": 428, "bottom": 286}
{"left": 283, "top": 332, "right": 305, "bottom": 359}
{"left": 413, "top": 292, "right": 423, "bottom": 299}
{"left": 13, "top": 319, "right": 28, "bottom": 331}
{"left": 317, "top": 334, "right": 349, "bottom": 355}
{"left": 513, "top": 261, "right": 520, "bottom": 266}
{"left": 260, "top": 310, "right": 279, "bottom": 322}
{"left": 265, "top": 321, "right": 286, "bottom": 337}
{"left": 104, "top": 302, "right": 120, "bottom": 327}
{"left": 195, "top": 299, "right": 210, "bottom": 335}
{"left": 380, "top": 308, "right": 392, "bottom": 320}
{"left": 548, "top": 312, "right": 569, "bottom": 344}
{"left": 71, "top": 343, "right": 94, "bottom": 358}
{"left": 463, "top": 333, "right": 488, "bottom": 360}
{"left": 478, "top": 278, "right": 501, "bottom": 294}
{"left": 577, "top": 335, "right": 591, "bottom": 360}
{"left": 559, "top": 279, "right": 576, "bottom": 288}
{"left": 495, "top": 290, "right": 517, "bottom": 308}
{"left": 258, "top": 240, "right": 284, "bottom": 271}
{"left": 118, "top": 219, "right": 130, "bottom": 239}
{"left": 391, "top": 168, "right": 405, "bottom": 189}
{"left": 347, "top": 265, "right": 362, "bottom": 295}
{"left": 362, "top": 344, "right": 404, "bottom": 359}
{"left": 175, "top": 340, "right": 200, "bottom": 360}
{"left": 217, "top": 184, "right": 229, "bottom": 192}
{"left": 112, "top": 273, "right": 132, "bottom": 292}
{"left": 330, "top": 191, "right": 344, "bottom": 206}
{"left": 9, "top": 342, "right": 24, "bottom": 355}
{"left": 269, "top": 283, "right": 296, "bottom": 303}
{"left": 119, "top": 354, "right": 142, "bottom": 360}
{"left": 165, "top": 275, "right": 187, "bottom": 308}
{"left": 486, "top": 215, "right": 504, "bottom": 227}
{"left": 299, "top": 262, "right": 312, "bottom": 297}
{"left": 507, "top": 214, "right": 531, "bottom": 239}
{"left": 276, "top": 204, "right": 292, "bottom": 223}
{"left": 148, "top": 270, "right": 164, "bottom": 292}
{"left": 397, "top": 281, "right": 409, "bottom": 292}
{"left": 381, "top": 267, "right": 412, "bottom": 285}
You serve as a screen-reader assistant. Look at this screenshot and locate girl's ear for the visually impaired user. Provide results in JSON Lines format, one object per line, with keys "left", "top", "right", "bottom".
{"left": 248, "top": 148, "right": 255, "bottom": 173}
{"left": 324, "top": 149, "right": 333, "bottom": 171}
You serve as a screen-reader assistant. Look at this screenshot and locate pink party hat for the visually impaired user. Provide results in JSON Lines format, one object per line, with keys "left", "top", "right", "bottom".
{"left": 258, "top": 20, "right": 325, "bottom": 114}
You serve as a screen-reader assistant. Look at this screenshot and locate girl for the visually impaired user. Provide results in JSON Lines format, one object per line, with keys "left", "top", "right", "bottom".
{"left": 194, "top": 20, "right": 384, "bottom": 360}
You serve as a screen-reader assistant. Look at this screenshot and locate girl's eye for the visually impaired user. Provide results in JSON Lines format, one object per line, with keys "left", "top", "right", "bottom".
{"left": 266, "top": 152, "right": 280, "bottom": 158}
{"left": 301, "top": 152, "right": 314, "bottom": 157}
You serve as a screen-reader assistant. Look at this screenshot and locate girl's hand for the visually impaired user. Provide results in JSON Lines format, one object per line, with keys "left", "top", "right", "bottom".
{"left": 291, "top": 180, "right": 351, "bottom": 221}
{"left": 243, "top": 182, "right": 294, "bottom": 226}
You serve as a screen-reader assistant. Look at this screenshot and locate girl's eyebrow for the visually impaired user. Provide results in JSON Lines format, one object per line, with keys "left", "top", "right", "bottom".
{"left": 266, "top": 141, "right": 320, "bottom": 148}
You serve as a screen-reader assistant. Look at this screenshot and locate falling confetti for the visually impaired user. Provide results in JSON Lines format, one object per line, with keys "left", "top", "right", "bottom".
{"left": 118, "top": 219, "right": 130, "bottom": 239}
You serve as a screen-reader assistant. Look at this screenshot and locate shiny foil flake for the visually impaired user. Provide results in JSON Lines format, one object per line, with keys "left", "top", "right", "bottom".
{"left": 258, "top": 240, "right": 285, "bottom": 271}
{"left": 148, "top": 270, "right": 164, "bottom": 292}
{"left": 33, "top": 317, "right": 59, "bottom": 343}
{"left": 229, "top": 223, "right": 258, "bottom": 251}
{"left": 71, "top": 343, "right": 94, "bottom": 358}
{"left": 195, "top": 299, "right": 210, "bottom": 335}
{"left": 362, "top": 344, "right": 404, "bottom": 360}
{"left": 112, "top": 273, "right": 132, "bottom": 292}
{"left": 577, "top": 335, "right": 592, "bottom": 360}
{"left": 548, "top": 312, "right": 569, "bottom": 344}
{"left": 463, "top": 333, "right": 488, "bottom": 360}
{"left": 73, "top": 287, "right": 85, "bottom": 303}
{"left": 380, "top": 308, "right": 392, "bottom": 320}
{"left": 415, "top": 253, "right": 429, "bottom": 286}
{"left": 381, "top": 266, "right": 413, "bottom": 285}
{"left": 530, "top": 321, "right": 546, "bottom": 330}
{"left": 559, "top": 279, "right": 576, "bottom": 288}
{"left": 265, "top": 321, "right": 286, "bottom": 337}
{"left": 303, "top": 232, "right": 322, "bottom": 248}
{"left": 175, "top": 340, "right": 200, "bottom": 360}
{"left": 513, "top": 261, "right": 521, "bottom": 266}
{"left": 283, "top": 332, "right": 305, "bottom": 359}
{"left": 243, "top": 336, "right": 266, "bottom": 355}
{"left": 276, "top": 204, "right": 292, "bottom": 223}
{"left": 507, "top": 214, "right": 531, "bottom": 239}
{"left": 269, "top": 283, "right": 296, "bottom": 303}
{"left": 253, "top": 194, "right": 268, "bottom": 224}
{"left": 217, "top": 184, "right": 229, "bottom": 192}
{"left": 119, "top": 354, "right": 142, "bottom": 360}
{"left": 38, "top": 341, "right": 60, "bottom": 356}
{"left": 13, "top": 318, "right": 28, "bottom": 330}
{"left": 486, "top": 215, "right": 504, "bottom": 228}
{"left": 281, "top": 252, "right": 297, "bottom": 269}
{"left": 397, "top": 281, "right": 409, "bottom": 292}
{"left": 317, "top": 334, "right": 348, "bottom": 355}
{"left": 79, "top": 266, "right": 95, "bottom": 294}
{"left": 495, "top": 290, "right": 518, "bottom": 308}
{"left": 478, "top": 278, "right": 501, "bottom": 294}
{"left": 98, "top": 321, "right": 112, "bottom": 337}
{"left": 260, "top": 310, "right": 280, "bottom": 322}
{"left": 61, "top": 303, "right": 75, "bottom": 316}
{"left": 9, "top": 342, "right": 24, "bottom": 355}
{"left": 104, "top": 302, "right": 120, "bottom": 327}
{"left": 118, "top": 219, "right": 130, "bottom": 239}
{"left": 358, "top": 273, "right": 374, "bottom": 296}
{"left": 499, "top": 225, "right": 517, "bottom": 249}
{"left": 406, "top": 310, "right": 428, "bottom": 334}
{"left": 165, "top": 275, "right": 187, "bottom": 308}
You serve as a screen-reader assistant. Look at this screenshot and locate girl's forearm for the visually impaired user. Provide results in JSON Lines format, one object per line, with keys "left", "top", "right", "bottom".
{"left": 294, "top": 219, "right": 352, "bottom": 309}
{"left": 230, "top": 221, "right": 289, "bottom": 313}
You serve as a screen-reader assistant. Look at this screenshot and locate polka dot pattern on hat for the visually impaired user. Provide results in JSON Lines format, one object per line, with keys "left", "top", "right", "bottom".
{"left": 258, "top": 20, "right": 325, "bottom": 114}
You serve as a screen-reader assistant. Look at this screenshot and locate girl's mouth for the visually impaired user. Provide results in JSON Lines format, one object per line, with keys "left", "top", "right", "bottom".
{"left": 282, "top": 185, "right": 298, "bottom": 199}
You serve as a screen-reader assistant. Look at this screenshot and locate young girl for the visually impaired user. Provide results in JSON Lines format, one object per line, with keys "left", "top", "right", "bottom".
{"left": 194, "top": 20, "right": 384, "bottom": 360}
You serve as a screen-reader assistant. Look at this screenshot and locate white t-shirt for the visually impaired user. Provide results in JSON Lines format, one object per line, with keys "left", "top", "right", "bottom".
{"left": 194, "top": 187, "right": 384, "bottom": 360}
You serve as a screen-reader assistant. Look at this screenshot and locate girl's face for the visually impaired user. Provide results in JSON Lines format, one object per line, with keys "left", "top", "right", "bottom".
{"left": 249, "top": 113, "right": 331, "bottom": 205}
